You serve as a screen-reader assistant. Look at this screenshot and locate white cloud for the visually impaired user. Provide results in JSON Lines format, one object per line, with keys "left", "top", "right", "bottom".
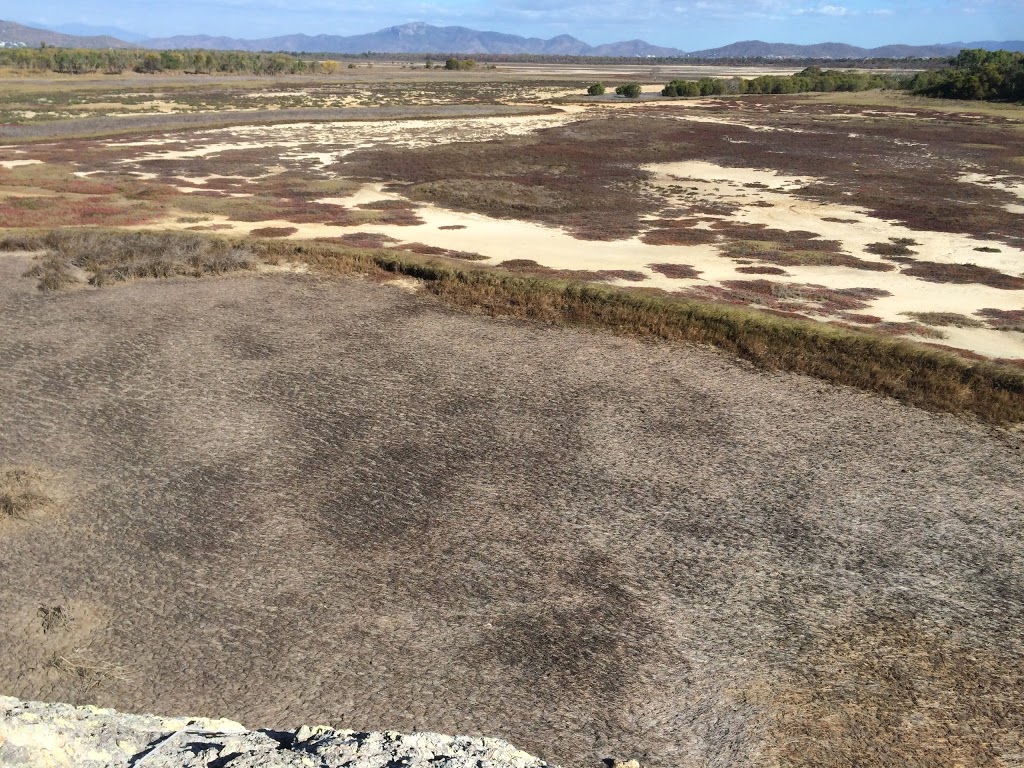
{"left": 792, "top": 2, "right": 850, "bottom": 15}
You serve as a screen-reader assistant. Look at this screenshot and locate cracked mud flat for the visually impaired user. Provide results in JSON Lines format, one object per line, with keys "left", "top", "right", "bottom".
{"left": 0, "top": 252, "right": 1022, "bottom": 768}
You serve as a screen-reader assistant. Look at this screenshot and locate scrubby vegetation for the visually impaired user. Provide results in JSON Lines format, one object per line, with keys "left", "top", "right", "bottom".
{"left": 663, "top": 67, "right": 907, "bottom": 97}
{"left": 910, "top": 49, "right": 1024, "bottom": 102}
{"left": 615, "top": 83, "right": 642, "bottom": 98}
{"left": 0, "top": 47, "right": 334, "bottom": 75}
{"left": 19, "top": 230, "right": 255, "bottom": 288}
{"left": 587, "top": 82, "right": 606, "bottom": 96}
{"left": 444, "top": 58, "right": 477, "bottom": 71}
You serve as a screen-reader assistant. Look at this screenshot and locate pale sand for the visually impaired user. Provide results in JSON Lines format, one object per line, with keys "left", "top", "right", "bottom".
{"left": 0, "top": 159, "right": 42, "bottom": 169}
{"left": 151, "top": 188, "right": 1024, "bottom": 359}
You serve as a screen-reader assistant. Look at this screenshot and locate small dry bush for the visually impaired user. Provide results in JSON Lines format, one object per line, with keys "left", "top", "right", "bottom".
{"left": 249, "top": 226, "right": 298, "bottom": 238}
{"left": 648, "top": 263, "right": 702, "bottom": 279}
{"left": 410, "top": 179, "right": 568, "bottom": 214}
{"left": 0, "top": 232, "right": 47, "bottom": 251}
{"left": 642, "top": 226, "right": 719, "bottom": 246}
{"left": 906, "top": 312, "right": 986, "bottom": 328}
{"left": 328, "top": 232, "right": 400, "bottom": 248}
{"left": 866, "top": 239, "right": 918, "bottom": 257}
{"left": 23, "top": 255, "right": 79, "bottom": 292}
{"left": 395, "top": 242, "right": 487, "bottom": 261}
{"left": 977, "top": 308, "right": 1024, "bottom": 331}
{"left": 902, "top": 261, "right": 1024, "bottom": 290}
{"left": 0, "top": 467, "right": 56, "bottom": 520}
{"left": 720, "top": 240, "right": 895, "bottom": 271}
{"left": 45, "top": 652, "right": 130, "bottom": 693}
{"left": 28, "top": 230, "right": 256, "bottom": 288}
{"left": 496, "top": 259, "right": 647, "bottom": 282}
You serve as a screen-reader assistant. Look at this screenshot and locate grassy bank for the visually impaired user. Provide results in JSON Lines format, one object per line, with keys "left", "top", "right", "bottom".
{"left": 8, "top": 228, "right": 1024, "bottom": 424}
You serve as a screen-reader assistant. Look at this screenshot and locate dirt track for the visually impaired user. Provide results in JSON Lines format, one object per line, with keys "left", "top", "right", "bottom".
{"left": 1, "top": 255, "right": 1022, "bottom": 767}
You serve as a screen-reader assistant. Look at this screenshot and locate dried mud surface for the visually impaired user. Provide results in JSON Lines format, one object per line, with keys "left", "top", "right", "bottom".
{"left": 1, "top": 257, "right": 1022, "bottom": 767}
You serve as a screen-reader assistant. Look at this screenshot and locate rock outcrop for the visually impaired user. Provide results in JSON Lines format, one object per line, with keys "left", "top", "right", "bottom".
{"left": 0, "top": 696, "right": 557, "bottom": 767}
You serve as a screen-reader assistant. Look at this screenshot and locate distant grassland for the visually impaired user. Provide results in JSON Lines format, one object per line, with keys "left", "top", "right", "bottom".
{"left": 7, "top": 229, "right": 1024, "bottom": 425}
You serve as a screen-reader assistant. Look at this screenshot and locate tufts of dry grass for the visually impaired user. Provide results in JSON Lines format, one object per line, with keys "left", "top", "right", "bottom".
{"left": 906, "top": 312, "right": 986, "bottom": 328}
{"left": 0, "top": 232, "right": 47, "bottom": 251}
{"left": 23, "top": 229, "right": 256, "bottom": 289}
{"left": 0, "top": 467, "right": 56, "bottom": 520}
{"left": 45, "top": 652, "right": 131, "bottom": 694}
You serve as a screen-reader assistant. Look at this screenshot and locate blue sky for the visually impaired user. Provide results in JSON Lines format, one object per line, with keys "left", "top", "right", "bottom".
{"left": 8, "top": 0, "right": 1022, "bottom": 48}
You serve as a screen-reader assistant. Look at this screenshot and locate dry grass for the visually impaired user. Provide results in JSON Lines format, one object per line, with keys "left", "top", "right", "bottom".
{"left": 906, "top": 312, "right": 986, "bottom": 328}
{"left": 18, "top": 229, "right": 256, "bottom": 289}
{"left": 0, "top": 467, "right": 56, "bottom": 520}
{"left": 865, "top": 238, "right": 919, "bottom": 257}
{"left": 766, "top": 614, "right": 1024, "bottom": 768}
{"left": 901, "top": 261, "right": 1024, "bottom": 290}
{"left": 496, "top": 258, "right": 647, "bottom": 282}
{"left": 45, "top": 652, "right": 131, "bottom": 693}
{"left": 977, "top": 308, "right": 1024, "bottom": 331}
{"left": 249, "top": 226, "right": 298, "bottom": 238}
{"left": 13, "top": 229, "right": 1024, "bottom": 423}
{"left": 648, "top": 263, "right": 702, "bottom": 279}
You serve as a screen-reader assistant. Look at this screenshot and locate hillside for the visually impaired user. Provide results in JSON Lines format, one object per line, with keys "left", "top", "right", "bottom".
{"left": 0, "top": 19, "right": 131, "bottom": 48}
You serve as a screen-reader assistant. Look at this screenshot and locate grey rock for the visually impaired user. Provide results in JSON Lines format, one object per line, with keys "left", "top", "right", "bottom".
{"left": 0, "top": 696, "right": 558, "bottom": 768}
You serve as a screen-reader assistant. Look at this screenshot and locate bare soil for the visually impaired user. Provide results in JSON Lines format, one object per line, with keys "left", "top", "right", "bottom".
{"left": 1, "top": 256, "right": 1022, "bottom": 768}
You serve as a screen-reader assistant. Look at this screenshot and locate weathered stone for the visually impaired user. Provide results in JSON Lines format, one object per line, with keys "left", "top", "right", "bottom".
{"left": 0, "top": 696, "right": 559, "bottom": 768}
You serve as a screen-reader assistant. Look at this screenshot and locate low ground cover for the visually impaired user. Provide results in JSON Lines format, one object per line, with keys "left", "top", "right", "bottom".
{"left": 8, "top": 229, "right": 1024, "bottom": 423}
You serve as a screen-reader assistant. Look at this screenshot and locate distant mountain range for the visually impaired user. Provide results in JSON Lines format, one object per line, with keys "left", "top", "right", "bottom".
{"left": 2, "top": 19, "right": 1023, "bottom": 59}
{"left": 140, "top": 23, "right": 685, "bottom": 57}
{"left": 686, "top": 39, "right": 1024, "bottom": 58}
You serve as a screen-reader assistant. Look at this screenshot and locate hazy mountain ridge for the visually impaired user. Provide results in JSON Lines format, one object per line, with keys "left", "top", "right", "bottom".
{"left": 140, "top": 23, "right": 685, "bottom": 56}
{"left": 2, "top": 19, "right": 1022, "bottom": 58}
{"left": 0, "top": 20, "right": 132, "bottom": 48}
{"left": 685, "top": 39, "right": 1024, "bottom": 58}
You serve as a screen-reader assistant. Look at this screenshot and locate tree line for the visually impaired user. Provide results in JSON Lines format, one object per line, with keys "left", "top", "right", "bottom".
{"left": 661, "top": 67, "right": 908, "bottom": 97}
{"left": 0, "top": 47, "right": 336, "bottom": 75}
{"left": 909, "top": 49, "right": 1024, "bottom": 101}
{"left": 653, "top": 53, "right": 1023, "bottom": 102}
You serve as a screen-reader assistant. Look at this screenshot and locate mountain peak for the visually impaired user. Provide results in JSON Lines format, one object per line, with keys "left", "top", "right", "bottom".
{"left": 388, "top": 22, "right": 431, "bottom": 35}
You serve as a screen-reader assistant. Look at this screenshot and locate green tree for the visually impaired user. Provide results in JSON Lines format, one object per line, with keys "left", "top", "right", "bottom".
{"left": 615, "top": 82, "right": 642, "bottom": 98}
{"left": 587, "top": 82, "right": 606, "bottom": 96}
